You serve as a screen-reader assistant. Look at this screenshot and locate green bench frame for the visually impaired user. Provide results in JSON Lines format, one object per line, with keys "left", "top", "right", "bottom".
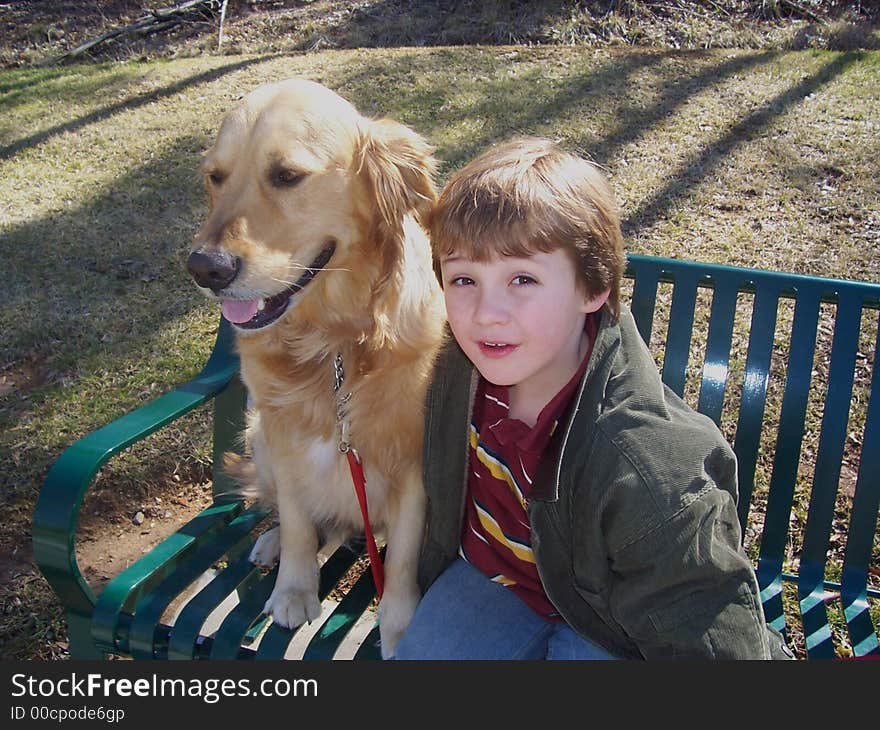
{"left": 33, "top": 254, "right": 880, "bottom": 659}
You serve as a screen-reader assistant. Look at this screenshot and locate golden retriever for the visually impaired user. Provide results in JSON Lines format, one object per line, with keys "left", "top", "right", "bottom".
{"left": 186, "top": 78, "right": 446, "bottom": 658}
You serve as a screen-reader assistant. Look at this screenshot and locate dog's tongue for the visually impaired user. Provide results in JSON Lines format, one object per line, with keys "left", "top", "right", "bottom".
{"left": 221, "top": 299, "right": 260, "bottom": 324}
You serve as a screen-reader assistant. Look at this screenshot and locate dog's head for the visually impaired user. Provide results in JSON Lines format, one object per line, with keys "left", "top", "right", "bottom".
{"left": 187, "top": 78, "right": 436, "bottom": 336}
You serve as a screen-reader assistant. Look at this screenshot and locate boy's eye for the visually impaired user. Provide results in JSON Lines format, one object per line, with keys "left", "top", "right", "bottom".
{"left": 449, "top": 276, "right": 475, "bottom": 287}
{"left": 512, "top": 275, "right": 537, "bottom": 286}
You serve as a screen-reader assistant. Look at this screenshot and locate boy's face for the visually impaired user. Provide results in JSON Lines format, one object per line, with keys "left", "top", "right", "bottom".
{"left": 440, "top": 248, "right": 608, "bottom": 410}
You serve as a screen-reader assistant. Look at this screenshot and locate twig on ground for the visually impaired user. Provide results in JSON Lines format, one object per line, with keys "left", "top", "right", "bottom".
{"left": 780, "top": 0, "right": 827, "bottom": 24}
{"left": 763, "top": 0, "right": 827, "bottom": 24}
{"left": 43, "top": 0, "right": 220, "bottom": 65}
{"left": 703, "top": 0, "right": 731, "bottom": 17}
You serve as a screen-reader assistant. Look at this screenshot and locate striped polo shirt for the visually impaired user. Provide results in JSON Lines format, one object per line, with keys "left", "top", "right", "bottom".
{"left": 459, "top": 313, "right": 599, "bottom": 619}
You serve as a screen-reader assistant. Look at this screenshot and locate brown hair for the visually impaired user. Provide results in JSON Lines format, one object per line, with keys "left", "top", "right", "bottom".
{"left": 429, "top": 137, "right": 626, "bottom": 320}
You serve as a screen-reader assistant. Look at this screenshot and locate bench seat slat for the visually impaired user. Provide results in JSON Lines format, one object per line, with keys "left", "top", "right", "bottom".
{"left": 353, "top": 624, "right": 383, "bottom": 660}
{"left": 302, "top": 566, "right": 379, "bottom": 660}
{"left": 127, "top": 507, "right": 271, "bottom": 659}
{"left": 209, "top": 568, "right": 280, "bottom": 659}
{"left": 253, "top": 545, "right": 367, "bottom": 659}
{"left": 167, "top": 549, "right": 264, "bottom": 659}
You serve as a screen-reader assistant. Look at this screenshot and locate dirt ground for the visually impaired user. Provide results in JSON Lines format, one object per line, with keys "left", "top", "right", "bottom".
{"left": 0, "top": 446, "right": 216, "bottom": 659}
{"left": 73, "top": 478, "right": 215, "bottom": 594}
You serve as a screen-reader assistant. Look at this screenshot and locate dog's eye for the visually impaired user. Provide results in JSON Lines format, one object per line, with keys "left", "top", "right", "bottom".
{"left": 206, "top": 170, "right": 225, "bottom": 186}
{"left": 270, "top": 168, "right": 305, "bottom": 188}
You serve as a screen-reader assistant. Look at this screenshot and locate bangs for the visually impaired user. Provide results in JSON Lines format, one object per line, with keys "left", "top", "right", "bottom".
{"left": 436, "top": 216, "right": 560, "bottom": 263}
{"left": 432, "top": 183, "right": 567, "bottom": 263}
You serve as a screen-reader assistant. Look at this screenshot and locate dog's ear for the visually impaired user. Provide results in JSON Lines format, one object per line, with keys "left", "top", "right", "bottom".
{"left": 356, "top": 119, "right": 438, "bottom": 358}
{"left": 357, "top": 118, "right": 437, "bottom": 231}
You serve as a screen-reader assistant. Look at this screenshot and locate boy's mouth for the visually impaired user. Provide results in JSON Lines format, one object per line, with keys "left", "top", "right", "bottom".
{"left": 478, "top": 341, "right": 518, "bottom": 358}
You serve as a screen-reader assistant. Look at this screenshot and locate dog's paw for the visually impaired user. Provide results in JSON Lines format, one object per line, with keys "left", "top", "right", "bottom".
{"left": 263, "top": 586, "right": 322, "bottom": 629}
{"left": 249, "top": 527, "right": 281, "bottom": 567}
{"left": 377, "top": 588, "right": 420, "bottom": 659}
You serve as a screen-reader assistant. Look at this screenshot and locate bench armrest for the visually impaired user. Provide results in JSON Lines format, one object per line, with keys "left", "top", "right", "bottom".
{"left": 32, "top": 318, "right": 239, "bottom": 616}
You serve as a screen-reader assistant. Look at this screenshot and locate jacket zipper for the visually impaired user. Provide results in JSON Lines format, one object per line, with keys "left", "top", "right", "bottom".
{"left": 530, "top": 327, "right": 596, "bottom": 620}
{"left": 550, "top": 365, "right": 591, "bottom": 501}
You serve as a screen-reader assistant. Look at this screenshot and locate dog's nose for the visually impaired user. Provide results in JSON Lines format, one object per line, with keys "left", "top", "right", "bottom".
{"left": 187, "top": 249, "right": 240, "bottom": 290}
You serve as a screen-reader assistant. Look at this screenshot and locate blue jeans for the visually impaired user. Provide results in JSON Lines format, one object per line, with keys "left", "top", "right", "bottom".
{"left": 392, "top": 558, "right": 617, "bottom": 660}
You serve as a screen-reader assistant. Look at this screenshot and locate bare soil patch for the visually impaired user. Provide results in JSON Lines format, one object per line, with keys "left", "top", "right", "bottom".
{"left": 73, "top": 478, "right": 214, "bottom": 593}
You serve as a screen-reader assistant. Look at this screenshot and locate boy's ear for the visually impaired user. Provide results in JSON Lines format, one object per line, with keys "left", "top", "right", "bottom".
{"left": 356, "top": 118, "right": 437, "bottom": 229}
{"left": 582, "top": 288, "right": 611, "bottom": 314}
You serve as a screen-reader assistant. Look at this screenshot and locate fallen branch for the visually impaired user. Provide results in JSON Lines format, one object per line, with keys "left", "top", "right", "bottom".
{"left": 44, "top": 0, "right": 220, "bottom": 65}
{"left": 703, "top": 0, "right": 731, "bottom": 17}
{"left": 779, "top": 0, "right": 827, "bottom": 24}
{"left": 761, "top": 0, "right": 827, "bottom": 24}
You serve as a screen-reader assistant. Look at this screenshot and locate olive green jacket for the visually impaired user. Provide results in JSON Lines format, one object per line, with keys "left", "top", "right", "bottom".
{"left": 419, "top": 306, "right": 792, "bottom": 659}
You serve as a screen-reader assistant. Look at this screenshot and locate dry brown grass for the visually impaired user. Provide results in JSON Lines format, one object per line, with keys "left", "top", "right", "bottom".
{"left": 0, "top": 1, "right": 877, "bottom": 68}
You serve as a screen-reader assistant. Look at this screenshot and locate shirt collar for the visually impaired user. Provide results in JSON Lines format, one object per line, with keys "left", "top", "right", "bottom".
{"left": 480, "top": 313, "right": 599, "bottom": 454}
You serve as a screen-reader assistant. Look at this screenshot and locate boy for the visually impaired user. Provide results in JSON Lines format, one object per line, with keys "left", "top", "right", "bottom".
{"left": 393, "top": 137, "right": 791, "bottom": 659}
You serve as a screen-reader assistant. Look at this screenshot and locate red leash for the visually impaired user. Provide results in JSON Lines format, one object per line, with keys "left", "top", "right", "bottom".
{"left": 345, "top": 448, "right": 385, "bottom": 598}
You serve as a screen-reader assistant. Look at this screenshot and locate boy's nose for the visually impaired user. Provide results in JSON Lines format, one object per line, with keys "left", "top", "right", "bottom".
{"left": 472, "top": 290, "right": 509, "bottom": 326}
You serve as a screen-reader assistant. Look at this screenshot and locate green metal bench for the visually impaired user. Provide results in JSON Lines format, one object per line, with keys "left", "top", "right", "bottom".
{"left": 32, "top": 254, "right": 880, "bottom": 660}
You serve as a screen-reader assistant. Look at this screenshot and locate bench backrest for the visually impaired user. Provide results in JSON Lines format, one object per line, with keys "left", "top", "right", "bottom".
{"left": 624, "top": 254, "right": 879, "bottom": 659}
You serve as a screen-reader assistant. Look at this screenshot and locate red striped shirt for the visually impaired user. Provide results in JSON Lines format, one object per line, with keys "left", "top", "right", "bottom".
{"left": 459, "top": 314, "right": 599, "bottom": 619}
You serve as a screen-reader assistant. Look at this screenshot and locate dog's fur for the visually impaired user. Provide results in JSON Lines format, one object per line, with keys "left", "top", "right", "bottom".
{"left": 187, "top": 79, "right": 446, "bottom": 657}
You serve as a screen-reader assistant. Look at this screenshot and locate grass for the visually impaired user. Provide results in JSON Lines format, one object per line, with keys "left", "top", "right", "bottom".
{"left": 1, "top": 43, "right": 878, "bottom": 659}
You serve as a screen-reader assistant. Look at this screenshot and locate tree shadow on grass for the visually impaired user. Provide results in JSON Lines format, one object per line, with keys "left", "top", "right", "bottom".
{"left": 0, "top": 55, "right": 270, "bottom": 161}
{"left": 0, "top": 133, "right": 209, "bottom": 368}
{"left": 333, "top": 48, "right": 663, "bottom": 173}
{"left": 337, "top": 47, "right": 862, "bottom": 253}
{"left": 0, "top": 64, "right": 105, "bottom": 98}
{"left": 588, "top": 50, "right": 779, "bottom": 169}
{"left": 621, "top": 51, "right": 865, "bottom": 236}
{"left": 335, "top": 47, "right": 782, "bottom": 178}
